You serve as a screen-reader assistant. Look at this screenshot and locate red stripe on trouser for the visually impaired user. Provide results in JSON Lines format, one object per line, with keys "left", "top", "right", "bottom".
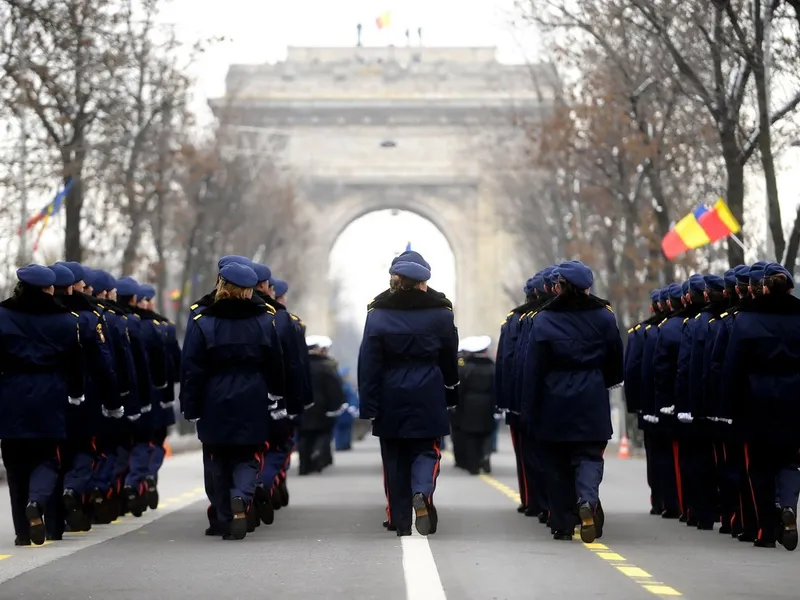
{"left": 743, "top": 443, "right": 762, "bottom": 540}
{"left": 510, "top": 426, "right": 529, "bottom": 503}
{"left": 672, "top": 440, "right": 684, "bottom": 515}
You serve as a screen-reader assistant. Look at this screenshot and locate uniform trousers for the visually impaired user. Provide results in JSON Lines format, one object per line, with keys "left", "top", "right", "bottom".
{"left": 381, "top": 437, "right": 442, "bottom": 530}
{"left": 125, "top": 431, "right": 152, "bottom": 492}
{"left": 524, "top": 437, "right": 548, "bottom": 515}
{"left": 90, "top": 433, "right": 122, "bottom": 495}
{"left": 509, "top": 425, "right": 529, "bottom": 507}
{"left": 648, "top": 433, "right": 680, "bottom": 514}
{"left": 207, "top": 444, "right": 260, "bottom": 524}
{"left": 62, "top": 437, "right": 97, "bottom": 495}
{"left": 540, "top": 441, "right": 606, "bottom": 533}
{"left": 744, "top": 442, "right": 800, "bottom": 544}
{"left": 1, "top": 439, "right": 61, "bottom": 540}
{"left": 148, "top": 427, "right": 169, "bottom": 479}
{"left": 297, "top": 431, "right": 328, "bottom": 474}
{"left": 678, "top": 435, "right": 717, "bottom": 525}
{"left": 460, "top": 431, "right": 492, "bottom": 474}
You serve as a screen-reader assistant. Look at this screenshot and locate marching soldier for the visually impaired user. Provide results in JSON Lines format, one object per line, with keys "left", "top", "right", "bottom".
{"left": 181, "top": 262, "right": 286, "bottom": 540}
{"left": 359, "top": 251, "right": 459, "bottom": 536}
{"left": 457, "top": 336, "right": 496, "bottom": 475}
{"left": 0, "top": 265, "right": 84, "bottom": 546}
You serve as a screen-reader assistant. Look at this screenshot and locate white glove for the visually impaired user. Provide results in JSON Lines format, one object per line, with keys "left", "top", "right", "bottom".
{"left": 303, "top": 402, "right": 315, "bottom": 410}
{"left": 660, "top": 405, "right": 675, "bottom": 415}
{"left": 268, "top": 394, "right": 283, "bottom": 410}
{"left": 718, "top": 418, "right": 733, "bottom": 425}
{"left": 270, "top": 409, "right": 288, "bottom": 420}
{"left": 127, "top": 413, "right": 141, "bottom": 422}
{"left": 677, "top": 412, "right": 693, "bottom": 423}
{"left": 160, "top": 401, "right": 174, "bottom": 409}
{"left": 643, "top": 414, "right": 660, "bottom": 424}
{"left": 69, "top": 396, "right": 85, "bottom": 406}
{"left": 141, "top": 403, "right": 152, "bottom": 413}
{"left": 102, "top": 405, "right": 124, "bottom": 419}
{"left": 607, "top": 383, "right": 624, "bottom": 391}
{"left": 189, "top": 418, "right": 199, "bottom": 423}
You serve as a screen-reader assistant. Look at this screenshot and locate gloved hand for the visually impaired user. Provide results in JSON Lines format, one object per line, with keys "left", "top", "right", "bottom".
{"left": 102, "top": 405, "right": 124, "bottom": 419}
{"left": 160, "top": 401, "right": 174, "bottom": 409}
{"left": 141, "top": 404, "right": 152, "bottom": 413}
{"left": 677, "top": 412, "right": 693, "bottom": 423}
{"left": 127, "top": 413, "right": 141, "bottom": 422}
{"left": 268, "top": 394, "right": 283, "bottom": 410}
{"left": 270, "top": 409, "right": 288, "bottom": 420}
{"left": 643, "top": 414, "right": 660, "bottom": 424}
{"left": 660, "top": 405, "right": 675, "bottom": 415}
{"left": 69, "top": 395, "right": 85, "bottom": 406}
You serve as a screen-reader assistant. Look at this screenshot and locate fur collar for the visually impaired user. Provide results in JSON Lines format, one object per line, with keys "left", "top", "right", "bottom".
{"left": 257, "top": 291, "right": 284, "bottom": 312}
{"left": 0, "top": 287, "right": 70, "bottom": 315}
{"left": 540, "top": 293, "right": 610, "bottom": 313}
{"left": 56, "top": 291, "right": 97, "bottom": 313}
{"left": 511, "top": 294, "right": 553, "bottom": 315}
{"left": 200, "top": 297, "right": 271, "bottom": 319}
{"left": 369, "top": 287, "right": 452, "bottom": 311}
{"left": 739, "top": 292, "right": 800, "bottom": 315}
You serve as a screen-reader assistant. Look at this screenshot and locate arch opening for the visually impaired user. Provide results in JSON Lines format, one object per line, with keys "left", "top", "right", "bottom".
{"left": 327, "top": 209, "right": 457, "bottom": 371}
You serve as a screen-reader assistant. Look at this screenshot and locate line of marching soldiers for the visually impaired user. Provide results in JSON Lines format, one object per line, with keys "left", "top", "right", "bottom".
{"left": 494, "top": 262, "right": 624, "bottom": 543}
{"left": 624, "top": 261, "right": 800, "bottom": 551}
{"left": 179, "top": 255, "right": 347, "bottom": 540}
{"left": 0, "top": 262, "right": 179, "bottom": 546}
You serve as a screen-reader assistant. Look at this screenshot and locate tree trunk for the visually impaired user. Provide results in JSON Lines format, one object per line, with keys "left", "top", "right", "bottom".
{"left": 722, "top": 133, "right": 746, "bottom": 267}
{"left": 64, "top": 172, "right": 83, "bottom": 262}
{"left": 645, "top": 166, "right": 673, "bottom": 285}
{"left": 753, "top": 45, "right": 784, "bottom": 261}
{"left": 121, "top": 217, "right": 142, "bottom": 276}
{"left": 783, "top": 205, "right": 800, "bottom": 276}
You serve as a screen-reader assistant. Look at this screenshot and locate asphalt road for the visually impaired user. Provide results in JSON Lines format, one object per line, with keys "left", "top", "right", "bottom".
{"left": 0, "top": 431, "right": 797, "bottom": 600}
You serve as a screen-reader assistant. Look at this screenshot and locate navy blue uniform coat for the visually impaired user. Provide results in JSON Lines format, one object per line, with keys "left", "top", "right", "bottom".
{"left": 520, "top": 293, "right": 623, "bottom": 442}
{"left": 719, "top": 292, "right": 800, "bottom": 444}
{"left": 358, "top": 287, "right": 459, "bottom": 439}
{"left": 0, "top": 288, "right": 84, "bottom": 439}
{"left": 180, "top": 297, "right": 286, "bottom": 445}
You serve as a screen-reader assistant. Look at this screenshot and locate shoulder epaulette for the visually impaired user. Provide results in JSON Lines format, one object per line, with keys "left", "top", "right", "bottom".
{"left": 506, "top": 310, "right": 514, "bottom": 318}
{"left": 634, "top": 324, "right": 641, "bottom": 331}
{"left": 70, "top": 311, "right": 80, "bottom": 318}
{"left": 627, "top": 327, "right": 635, "bottom": 334}
{"left": 264, "top": 304, "right": 276, "bottom": 315}
{"left": 708, "top": 318, "right": 716, "bottom": 324}
{"left": 645, "top": 324, "right": 652, "bottom": 330}
{"left": 92, "top": 310, "right": 101, "bottom": 317}
{"left": 604, "top": 305, "right": 615, "bottom": 314}
{"left": 694, "top": 313, "right": 702, "bottom": 320}
{"left": 121, "top": 315, "right": 128, "bottom": 320}
{"left": 720, "top": 312, "right": 729, "bottom": 319}
{"left": 682, "top": 317, "right": 690, "bottom": 324}
{"left": 658, "top": 318, "right": 668, "bottom": 327}
{"left": 290, "top": 314, "right": 300, "bottom": 321}
{"left": 190, "top": 303, "right": 199, "bottom": 311}
{"left": 133, "top": 314, "right": 141, "bottom": 319}
{"left": 193, "top": 314, "right": 203, "bottom": 321}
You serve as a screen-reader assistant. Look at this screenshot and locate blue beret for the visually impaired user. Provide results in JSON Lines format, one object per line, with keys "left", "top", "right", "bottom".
{"left": 540, "top": 266, "right": 554, "bottom": 281}
{"left": 764, "top": 262, "right": 794, "bottom": 288}
{"left": 390, "top": 260, "right": 431, "bottom": 281}
{"left": 749, "top": 264, "right": 766, "bottom": 283}
{"left": 650, "top": 289, "right": 660, "bottom": 303}
{"left": 667, "top": 283, "right": 684, "bottom": 299}
{"left": 392, "top": 251, "right": 431, "bottom": 270}
{"left": 92, "top": 270, "right": 115, "bottom": 293}
{"left": 139, "top": 284, "right": 156, "bottom": 300}
{"left": 688, "top": 274, "right": 706, "bottom": 293}
{"left": 57, "top": 261, "right": 85, "bottom": 283}
{"left": 752, "top": 260, "right": 769, "bottom": 269}
{"left": 723, "top": 269, "right": 736, "bottom": 287}
{"left": 556, "top": 261, "right": 594, "bottom": 289}
{"left": 115, "top": 276, "right": 140, "bottom": 297}
{"left": 523, "top": 276, "right": 536, "bottom": 295}
{"left": 704, "top": 274, "right": 725, "bottom": 292}
{"left": 734, "top": 265, "right": 750, "bottom": 284}
{"left": 250, "top": 263, "right": 272, "bottom": 283}
{"left": 680, "top": 281, "right": 689, "bottom": 295}
{"left": 48, "top": 263, "right": 76, "bottom": 287}
{"left": 220, "top": 262, "right": 258, "bottom": 288}
{"left": 217, "top": 255, "right": 250, "bottom": 270}
{"left": 272, "top": 278, "right": 289, "bottom": 297}
{"left": 547, "top": 268, "right": 560, "bottom": 285}
{"left": 17, "top": 264, "right": 56, "bottom": 287}
{"left": 82, "top": 267, "right": 96, "bottom": 288}
{"left": 532, "top": 273, "right": 546, "bottom": 293}
{"left": 659, "top": 287, "right": 670, "bottom": 302}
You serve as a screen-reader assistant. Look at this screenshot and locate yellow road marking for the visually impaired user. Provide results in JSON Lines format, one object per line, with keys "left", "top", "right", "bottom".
{"left": 476, "top": 468, "right": 683, "bottom": 598}
{"left": 24, "top": 541, "right": 52, "bottom": 548}
{"left": 0, "top": 555, "right": 10, "bottom": 560}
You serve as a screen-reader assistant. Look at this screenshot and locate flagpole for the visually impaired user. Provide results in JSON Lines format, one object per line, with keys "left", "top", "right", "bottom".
{"left": 728, "top": 233, "right": 747, "bottom": 252}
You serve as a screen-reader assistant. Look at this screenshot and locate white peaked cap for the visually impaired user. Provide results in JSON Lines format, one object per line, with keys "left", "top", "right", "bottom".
{"left": 306, "top": 335, "right": 333, "bottom": 349}
{"left": 459, "top": 335, "right": 492, "bottom": 353}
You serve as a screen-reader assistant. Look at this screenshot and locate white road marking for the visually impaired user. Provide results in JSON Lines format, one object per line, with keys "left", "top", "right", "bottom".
{"left": 401, "top": 535, "right": 447, "bottom": 600}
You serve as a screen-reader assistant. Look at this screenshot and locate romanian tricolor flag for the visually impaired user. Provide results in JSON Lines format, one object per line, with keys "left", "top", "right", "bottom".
{"left": 376, "top": 12, "right": 391, "bottom": 29}
{"left": 23, "top": 178, "right": 72, "bottom": 232}
{"left": 661, "top": 198, "right": 742, "bottom": 260}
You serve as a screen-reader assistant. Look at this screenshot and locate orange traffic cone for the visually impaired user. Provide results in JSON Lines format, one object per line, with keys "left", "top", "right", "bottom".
{"left": 164, "top": 440, "right": 173, "bottom": 458}
{"left": 617, "top": 434, "right": 631, "bottom": 459}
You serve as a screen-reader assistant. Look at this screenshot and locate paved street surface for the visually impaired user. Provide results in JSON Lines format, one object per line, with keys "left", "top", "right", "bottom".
{"left": 0, "top": 432, "right": 797, "bottom": 600}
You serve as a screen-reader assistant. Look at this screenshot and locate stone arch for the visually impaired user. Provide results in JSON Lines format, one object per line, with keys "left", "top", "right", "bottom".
{"left": 293, "top": 182, "right": 483, "bottom": 338}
